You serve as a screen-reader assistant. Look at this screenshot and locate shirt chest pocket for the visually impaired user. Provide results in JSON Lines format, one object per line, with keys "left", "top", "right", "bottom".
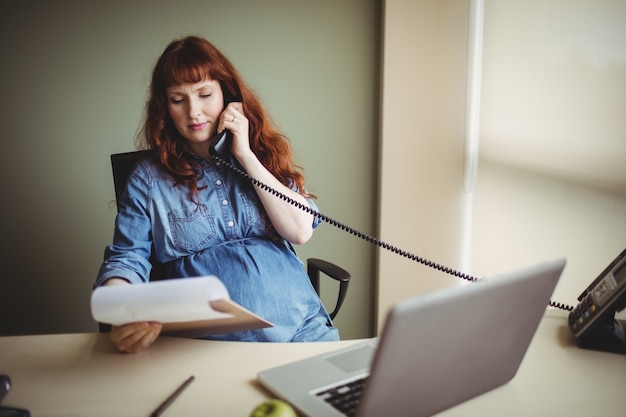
{"left": 168, "top": 204, "right": 217, "bottom": 252}
{"left": 241, "top": 191, "right": 269, "bottom": 231}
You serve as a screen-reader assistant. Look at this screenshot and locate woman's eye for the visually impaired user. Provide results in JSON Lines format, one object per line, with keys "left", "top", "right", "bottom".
{"left": 200, "top": 94, "right": 211, "bottom": 99}
{"left": 170, "top": 98, "right": 184, "bottom": 104}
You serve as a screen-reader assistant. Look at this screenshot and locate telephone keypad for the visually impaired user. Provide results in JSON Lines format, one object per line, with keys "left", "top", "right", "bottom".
{"left": 568, "top": 295, "right": 597, "bottom": 332}
{"left": 568, "top": 248, "right": 626, "bottom": 342}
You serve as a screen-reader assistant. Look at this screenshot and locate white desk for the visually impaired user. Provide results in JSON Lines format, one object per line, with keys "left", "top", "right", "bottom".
{"left": 0, "top": 311, "right": 624, "bottom": 417}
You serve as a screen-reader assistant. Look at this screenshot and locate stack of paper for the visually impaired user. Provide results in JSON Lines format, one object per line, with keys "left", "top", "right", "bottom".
{"left": 91, "top": 276, "right": 273, "bottom": 338}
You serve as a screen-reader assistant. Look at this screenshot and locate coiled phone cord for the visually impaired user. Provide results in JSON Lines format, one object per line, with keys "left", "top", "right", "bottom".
{"left": 214, "top": 155, "right": 574, "bottom": 312}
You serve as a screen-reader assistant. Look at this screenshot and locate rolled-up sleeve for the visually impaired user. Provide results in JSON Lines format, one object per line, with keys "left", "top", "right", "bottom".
{"left": 306, "top": 197, "right": 323, "bottom": 230}
{"left": 94, "top": 163, "right": 154, "bottom": 288}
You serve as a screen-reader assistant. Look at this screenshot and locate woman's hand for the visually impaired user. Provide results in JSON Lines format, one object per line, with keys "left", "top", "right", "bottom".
{"left": 109, "top": 321, "right": 163, "bottom": 353}
{"left": 102, "top": 277, "right": 162, "bottom": 353}
{"left": 219, "top": 102, "right": 251, "bottom": 159}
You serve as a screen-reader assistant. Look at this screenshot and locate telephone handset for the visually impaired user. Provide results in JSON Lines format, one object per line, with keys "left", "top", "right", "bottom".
{"left": 209, "top": 93, "right": 238, "bottom": 158}
{"left": 567, "top": 248, "right": 626, "bottom": 353}
{"left": 210, "top": 128, "right": 232, "bottom": 158}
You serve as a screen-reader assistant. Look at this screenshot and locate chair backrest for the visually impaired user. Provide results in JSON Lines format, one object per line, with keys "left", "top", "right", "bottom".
{"left": 111, "top": 150, "right": 151, "bottom": 207}
{"left": 111, "top": 150, "right": 169, "bottom": 281}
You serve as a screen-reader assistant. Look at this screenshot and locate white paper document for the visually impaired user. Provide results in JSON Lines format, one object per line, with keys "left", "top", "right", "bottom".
{"left": 91, "top": 276, "right": 233, "bottom": 326}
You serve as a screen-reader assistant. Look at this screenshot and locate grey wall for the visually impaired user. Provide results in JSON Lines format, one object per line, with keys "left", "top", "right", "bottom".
{"left": 0, "top": 1, "right": 380, "bottom": 339}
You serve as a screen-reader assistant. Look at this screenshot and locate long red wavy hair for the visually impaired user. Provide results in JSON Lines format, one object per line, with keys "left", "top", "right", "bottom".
{"left": 137, "top": 35, "right": 311, "bottom": 200}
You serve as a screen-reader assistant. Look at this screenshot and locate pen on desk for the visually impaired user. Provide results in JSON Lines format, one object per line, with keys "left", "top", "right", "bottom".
{"left": 150, "top": 375, "right": 195, "bottom": 417}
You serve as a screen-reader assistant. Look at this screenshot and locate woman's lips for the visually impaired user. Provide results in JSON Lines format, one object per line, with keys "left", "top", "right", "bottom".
{"left": 190, "top": 122, "right": 208, "bottom": 131}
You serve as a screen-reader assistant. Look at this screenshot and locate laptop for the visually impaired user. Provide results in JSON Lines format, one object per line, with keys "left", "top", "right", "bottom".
{"left": 258, "top": 258, "right": 566, "bottom": 417}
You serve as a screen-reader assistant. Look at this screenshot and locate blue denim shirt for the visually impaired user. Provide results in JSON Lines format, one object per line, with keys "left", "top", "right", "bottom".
{"left": 96, "top": 154, "right": 338, "bottom": 342}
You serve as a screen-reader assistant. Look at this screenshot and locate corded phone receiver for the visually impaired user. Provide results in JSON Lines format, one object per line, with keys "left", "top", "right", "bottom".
{"left": 210, "top": 93, "right": 237, "bottom": 158}
{"left": 210, "top": 129, "right": 232, "bottom": 158}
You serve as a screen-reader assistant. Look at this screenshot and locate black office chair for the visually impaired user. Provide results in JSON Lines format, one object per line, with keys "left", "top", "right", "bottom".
{"left": 110, "top": 151, "right": 350, "bottom": 320}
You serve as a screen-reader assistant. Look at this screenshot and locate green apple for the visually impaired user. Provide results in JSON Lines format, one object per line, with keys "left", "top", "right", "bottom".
{"left": 249, "top": 399, "right": 297, "bottom": 417}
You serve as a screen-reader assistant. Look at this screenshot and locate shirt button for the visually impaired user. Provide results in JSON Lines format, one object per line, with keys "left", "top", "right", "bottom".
{"left": 227, "top": 221, "right": 234, "bottom": 227}
{"left": 222, "top": 199, "right": 228, "bottom": 206}
{"left": 215, "top": 180, "right": 222, "bottom": 186}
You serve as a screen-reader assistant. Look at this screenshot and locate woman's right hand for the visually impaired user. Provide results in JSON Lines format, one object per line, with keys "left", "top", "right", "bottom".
{"left": 109, "top": 321, "right": 163, "bottom": 353}
{"left": 102, "top": 278, "right": 163, "bottom": 353}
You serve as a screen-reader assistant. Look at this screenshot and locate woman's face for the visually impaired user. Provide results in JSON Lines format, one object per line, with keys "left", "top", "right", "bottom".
{"left": 166, "top": 79, "right": 224, "bottom": 156}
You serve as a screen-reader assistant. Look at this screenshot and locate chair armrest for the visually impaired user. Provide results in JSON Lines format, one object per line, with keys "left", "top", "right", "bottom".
{"left": 307, "top": 258, "right": 351, "bottom": 320}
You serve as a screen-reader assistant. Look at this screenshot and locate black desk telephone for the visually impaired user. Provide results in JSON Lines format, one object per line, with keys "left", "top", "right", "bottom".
{"left": 567, "top": 248, "right": 626, "bottom": 354}
{"left": 210, "top": 107, "right": 626, "bottom": 355}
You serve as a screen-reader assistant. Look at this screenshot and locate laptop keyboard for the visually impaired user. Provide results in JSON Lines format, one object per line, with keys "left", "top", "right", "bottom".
{"left": 315, "top": 376, "right": 369, "bottom": 417}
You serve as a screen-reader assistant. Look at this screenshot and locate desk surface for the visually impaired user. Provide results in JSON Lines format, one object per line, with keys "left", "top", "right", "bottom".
{"left": 0, "top": 310, "right": 624, "bottom": 417}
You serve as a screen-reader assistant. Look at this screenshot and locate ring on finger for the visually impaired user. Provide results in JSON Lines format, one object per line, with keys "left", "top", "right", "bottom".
{"left": 231, "top": 115, "right": 236, "bottom": 122}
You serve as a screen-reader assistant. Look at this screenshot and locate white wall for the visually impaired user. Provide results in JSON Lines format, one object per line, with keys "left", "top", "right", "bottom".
{"left": 378, "top": 0, "right": 471, "bottom": 329}
{"left": 479, "top": 0, "right": 626, "bottom": 190}
{"left": 379, "top": 0, "right": 626, "bottom": 330}
{"left": 473, "top": 0, "right": 626, "bottom": 317}
{"left": 0, "top": 1, "right": 380, "bottom": 339}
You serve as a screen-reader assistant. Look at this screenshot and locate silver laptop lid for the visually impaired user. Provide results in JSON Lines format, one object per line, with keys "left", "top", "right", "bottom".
{"left": 356, "top": 258, "right": 565, "bottom": 417}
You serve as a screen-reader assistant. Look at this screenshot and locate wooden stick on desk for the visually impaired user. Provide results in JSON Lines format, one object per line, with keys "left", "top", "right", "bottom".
{"left": 150, "top": 375, "right": 195, "bottom": 417}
